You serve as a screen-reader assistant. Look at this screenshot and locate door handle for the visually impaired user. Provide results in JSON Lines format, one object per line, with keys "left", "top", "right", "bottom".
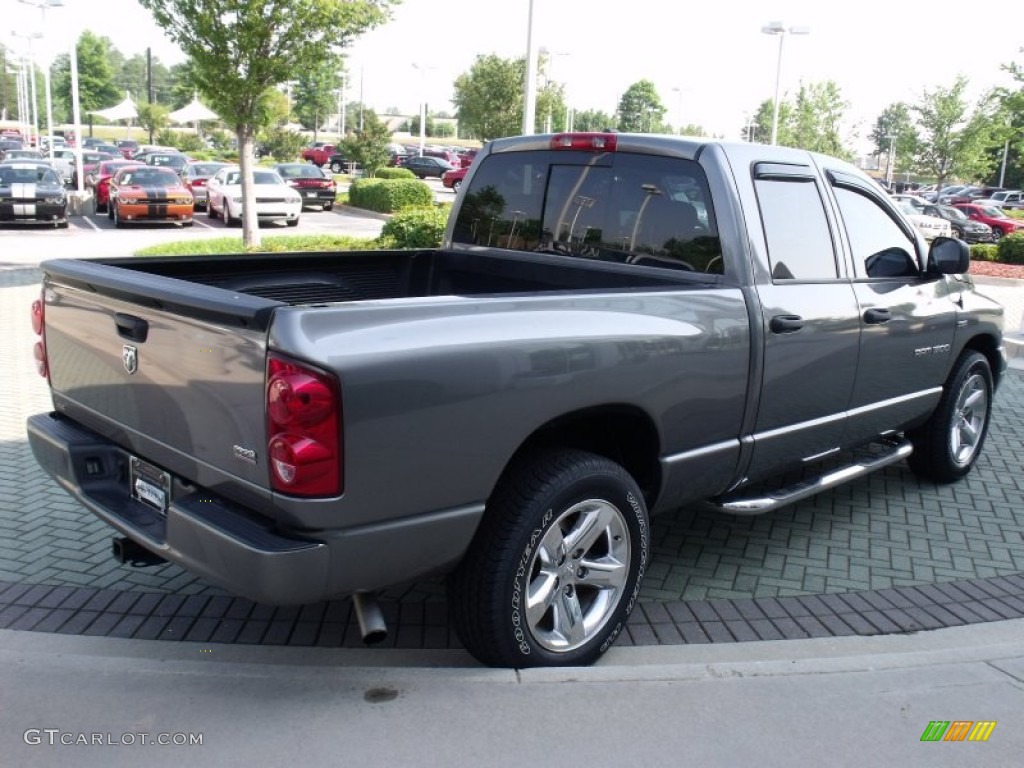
{"left": 114, "top": 313, "right": 149, "bottom": 342}
{"left": 769, "top": 315, "right": 804, "bottom": 334}
{"left": 863, "top": 308, "right": 891, "bottom": 324}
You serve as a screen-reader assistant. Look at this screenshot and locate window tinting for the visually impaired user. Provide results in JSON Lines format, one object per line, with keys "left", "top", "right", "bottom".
{"left": 754, "top": 178, "right": 837, "bottom": 280}
{"left": 450, "top": 150, "right": 722, "bottom": 273}
{"left": 832, "top": 187, "right": 917, "bottom": 278}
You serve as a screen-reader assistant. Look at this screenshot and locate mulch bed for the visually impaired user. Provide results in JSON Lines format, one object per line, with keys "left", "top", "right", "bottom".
{"left": 969, "top": 261, "right": 1024, "bottom": 280}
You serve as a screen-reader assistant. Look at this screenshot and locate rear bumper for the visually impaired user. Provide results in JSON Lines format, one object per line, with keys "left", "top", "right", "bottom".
{"left": 26, "top": 412, "right": 483, "bottom": 605}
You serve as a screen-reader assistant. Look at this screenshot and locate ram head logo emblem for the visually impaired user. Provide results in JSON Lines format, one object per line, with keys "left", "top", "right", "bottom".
{"left": 122, "top": 345, "right": 138, "bottom": 375}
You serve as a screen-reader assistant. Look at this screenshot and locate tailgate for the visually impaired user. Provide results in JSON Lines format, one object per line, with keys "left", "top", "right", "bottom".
{"left": 40, "top": 259, "right": 281, "bottom": 493}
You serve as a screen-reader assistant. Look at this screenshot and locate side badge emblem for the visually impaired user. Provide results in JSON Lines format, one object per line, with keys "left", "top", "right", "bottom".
{"left": 123, "top": 344, "right": 138, "bottom": 375}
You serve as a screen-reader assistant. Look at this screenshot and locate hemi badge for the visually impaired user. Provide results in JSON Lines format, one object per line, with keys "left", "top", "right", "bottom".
{"left": 233, "top": 445, "right": 258, "bottom": 464}
{"left": 122, "top": 345, "right": 138, "bottom": 375}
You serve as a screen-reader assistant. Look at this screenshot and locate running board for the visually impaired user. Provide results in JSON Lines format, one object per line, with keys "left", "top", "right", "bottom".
{"left": 708, "top": 437, "right": 913, "bottom": 516}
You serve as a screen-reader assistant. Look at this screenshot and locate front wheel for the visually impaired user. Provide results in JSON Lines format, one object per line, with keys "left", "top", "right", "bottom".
{"left": 992, "top": 228, "right": 1003, "bottom": 241}
{"left": 906, "top": 350, "right": 993, "bottom": 483}
{"left": 330, "top": 161, "right": 343, "bottom": 173}
{"left": 449, "top": 448, "right": 649, "bottom": 668}
{"left": 452, "top": 179, "right": 462, "bottom": 192}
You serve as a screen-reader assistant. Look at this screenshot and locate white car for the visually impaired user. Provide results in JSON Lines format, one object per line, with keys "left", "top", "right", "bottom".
{"left": 206, "top": 166, "right": 302, "bottom": 227}
{"left": 981, "top": 190, "right": 1023, "bottom": 210}
{"left": 895, "top": 199, "right": 952, "bottom": 241}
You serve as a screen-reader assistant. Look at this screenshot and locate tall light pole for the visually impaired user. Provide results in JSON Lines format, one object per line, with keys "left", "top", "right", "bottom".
{"left": 412, "top": 63, "right": 434, "bottom": 156}
{"left": 17, "top": 0, "right": 63, "bottom": 154}
{"left": 672, "top": 86, "right": 683, "bottom": 135}
{"left": 761, "top": 21, "right": 809, "bottom": 146}
{"left": 10, "top": 31, "right": 41, "bottom": 150}
{"left": 522, "top": 0, "right": 538, "bottom": 135}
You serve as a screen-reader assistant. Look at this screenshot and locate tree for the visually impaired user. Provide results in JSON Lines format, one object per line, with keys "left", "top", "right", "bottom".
{"left": 912, "top": 76, "right": 998, "bottom": 195}
{"left": 117, "top": 53, "right": 172, "bottom": 107}
{"left": 453, "top": 54, "right": 524, "bottom": 141}
{"left": 138, "top": 0, "right": 397, "bottom": 247}
{"left": 51, "top": 31, "right": 121, "bottom": 122}
{"left": 744, "top": 98, "right": 788, "bottom": 144}
{"left": 573, "top": 109, "right": 617, "bottom": 132}
{"left": 293, "top": 54, "right": 345, "bottom": 140}
{"left": 341, "top": 109, "right": 391, "bottom": 175}
{"left": 869, "top": 102, "right": 918, "bottom": 178}
{"left": 616, "top": 80, "right": 665, "bottom": 132}
{"left": 168, "top": 60, "right": 203, "bottom": 110}
{"left": 137, "top": 102, "right": 170, "bottom": 138}
{"left": 788, "top": 81, "right": 853, "bottom": 159}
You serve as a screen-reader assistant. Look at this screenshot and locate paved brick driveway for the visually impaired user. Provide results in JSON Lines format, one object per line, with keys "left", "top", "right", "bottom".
{"left": 2, "top": 267, "right": 1022, "bottom": 648}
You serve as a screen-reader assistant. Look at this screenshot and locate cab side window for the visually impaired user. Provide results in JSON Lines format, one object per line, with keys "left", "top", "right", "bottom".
{"left": 754, "top": 177, "right": 838, "bottom": 280}
{"left": 832, "top": 186, "right": 918, "bottom": 279}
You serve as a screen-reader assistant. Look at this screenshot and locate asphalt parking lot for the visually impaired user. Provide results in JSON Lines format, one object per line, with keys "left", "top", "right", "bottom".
{"left": 1, "top": 254, "right": 1022, "bottom": 650}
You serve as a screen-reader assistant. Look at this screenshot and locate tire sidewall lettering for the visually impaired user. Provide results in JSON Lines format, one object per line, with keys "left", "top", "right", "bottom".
{"left": 511, "top": 507, "right": 554, "bottom": 656}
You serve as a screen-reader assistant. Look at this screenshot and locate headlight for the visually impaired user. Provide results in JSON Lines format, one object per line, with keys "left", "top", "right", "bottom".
{"left": 120, "top": 197, "right": 138, "bottom": 205}
{"left": 286, "top": 195, "right": 301, "bottom": 204}
{"left": 43, "top": 196, "right": 64, "bottom": 204}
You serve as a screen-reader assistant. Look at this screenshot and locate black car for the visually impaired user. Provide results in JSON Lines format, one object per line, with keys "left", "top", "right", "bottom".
{"left": 922, "top": 204, "right": 994, "bottom": 244}
{"left": 273, "top": 163, "right": 338, "bottom": 210}
{"left": 401, "top": 155, "right": 454, "bottom": 179}
{"left": 0, "top": 162, "right": 68, "bottom": 227}
{"left": 326, "top": 152, "right": 351, "bottom": 174}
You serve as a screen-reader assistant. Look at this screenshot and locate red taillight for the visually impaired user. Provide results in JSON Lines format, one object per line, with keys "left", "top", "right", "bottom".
{"left": 266, "top": 354, "right": 341, "bottom": 497}
{"left": 550, "top": 132, "right": 618, "bottom": 151}
{"left": 31, "top": 295, "right": 47, "bottom": 379}
{"left": 193, "top": 179, "right": 206, "bottom": 187}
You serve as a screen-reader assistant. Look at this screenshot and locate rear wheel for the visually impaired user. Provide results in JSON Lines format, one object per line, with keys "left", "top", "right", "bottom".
{"left": 113, "top": 203, "right": 123, "bottom": 228}
{"left": 907, "top": 350, "right": 993, "bottom": 483}
{"left": 992, "top": 228, "right": 1004, "bottom": 241}
{"left": 207, "top": 200, "right": 219, "bottom": 220}
{"left": 952, "top": 226, "right": 964, "bottom": 239}
{"left": 323, "top": 202, "right": 334, "bottom": 211}
{"left": 225, "top": 203, "right": 239, "bottom": 227}
{"left": 453, "top": 179, "right": 462, "bottom": 192}
{"left": 449, "top": 448, "right": 649, "bottom": 668}
{"left": 330, "top": 161, "right": 343, "bottom": 173}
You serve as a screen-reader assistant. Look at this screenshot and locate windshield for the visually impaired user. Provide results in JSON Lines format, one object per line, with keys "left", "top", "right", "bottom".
{"left": 938, "top": 205, "right": 966, "bottom": 220}
{"left": 978, "top": 205, "right": 1008, "bottom": 219}
{"left": 253, "top": 171, "right": 284, "bottom": 185}
{"left": 0, "top": 166, "right": 62, "bottom": 185}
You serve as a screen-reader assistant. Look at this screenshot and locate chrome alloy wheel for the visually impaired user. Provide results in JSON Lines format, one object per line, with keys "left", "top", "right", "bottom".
{"left": 950, "top": 372, "right": 988, "bottom": 467}
{"left": 524, "top": 499, "right": 631, "bottom": 653}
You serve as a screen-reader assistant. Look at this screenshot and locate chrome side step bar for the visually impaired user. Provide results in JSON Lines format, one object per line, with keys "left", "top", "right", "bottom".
{"left": 708, "top": 437, "right": 913, "bottom": 516}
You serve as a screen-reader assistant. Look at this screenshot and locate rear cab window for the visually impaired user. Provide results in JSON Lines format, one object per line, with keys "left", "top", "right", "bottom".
{"left": 451, "top": 150, "right": 723, "bottom": 274}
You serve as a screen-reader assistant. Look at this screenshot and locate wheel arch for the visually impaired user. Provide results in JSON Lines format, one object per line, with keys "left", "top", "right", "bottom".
{"left": 960, "top": 332, "right": 1004, "bottom": 390}
{"left": 495, "top": 404, "right": 662, "bottom": 508}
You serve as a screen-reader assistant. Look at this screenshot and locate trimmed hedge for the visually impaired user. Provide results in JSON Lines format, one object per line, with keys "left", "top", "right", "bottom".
{"left": 997, "top": 232, "right": 1024, "bottom": 264}
{"left": 348, "top": 178, "right": 433, "bottom": 213}
{"left": 373, "top": 167, "right": 416, "bottom": 180}
{"left": 379, "top": 206, "right": 449, "bottom": 248}
{"left": 969, "top": 244, "right": 999, "bottom": 261}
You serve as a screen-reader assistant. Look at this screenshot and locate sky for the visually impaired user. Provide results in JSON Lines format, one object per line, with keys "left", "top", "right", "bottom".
{"left": 5, "top": 0, "right": 1022, "bottom": 156}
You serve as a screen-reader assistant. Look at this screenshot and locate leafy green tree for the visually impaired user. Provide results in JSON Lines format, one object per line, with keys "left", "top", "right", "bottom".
{"left": 869, "top": 102, "right": 919, "bottom": 177}
{"left": 788, "top": 81, "right": 852, "bottom": 159}
{"left": 911, "top": 76, "right": 998, "bottom": 195}
{"left": 616, "top": 80, "right": 664, "bottom": 132}
{"left": 572, "top": 109, "right": 617, "bottom": 132}
{"left": 139, "top": 0, "right": 397, "bottom": 247}
{"left": 51, "top": 31, "right": 121, "bottom": 122}
{"left": 293, "top": 54, "right": 345, "bottom": 141}
{"left": 341, "top": 109, "right": 392, "bottom": 176}
{"left": 991, "top": 62, "right": 1024, "bottom": 188}
{"left": 453, "top": 54, "right": 524, "bottom": 141}
{"left": 116, "top": 53, "right": 172, "bottom": 106}
{"left": 168, "top": 60, "right": 204, "bottom": 110}
{"left": 138, "top": 102, "right": 170, "bottom": 138}
{"left": 536, "top": 80, "right": 567, "bottom": 133}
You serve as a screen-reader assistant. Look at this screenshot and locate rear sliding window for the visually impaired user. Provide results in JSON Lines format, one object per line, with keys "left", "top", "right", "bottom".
{"left": 451, "top": 150, "right": 723, "bottom": 274}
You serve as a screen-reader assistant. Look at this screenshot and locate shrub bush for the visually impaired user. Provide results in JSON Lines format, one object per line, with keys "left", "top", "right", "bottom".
{"left": 969, "top": 244, "right": 999, "bottom": 262}
{"left": 996, "top": 232, "right": 1024, "bottom": 264}
{"left": 348, "top": 178, "right": 433, "bottom": 213}
{"left": 379, "top": 206, "right": 449, "bottom": 248}
{"left": 373, "top": 167, "right": 416, "bottom": 180}
{"left": 156, "top": 129, "right": 205, "bottom": 153}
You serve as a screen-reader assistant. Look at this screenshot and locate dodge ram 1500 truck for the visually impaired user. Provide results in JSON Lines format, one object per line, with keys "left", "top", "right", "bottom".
{"left": 27, "top": 132, "right": 1005, "bottom": 668}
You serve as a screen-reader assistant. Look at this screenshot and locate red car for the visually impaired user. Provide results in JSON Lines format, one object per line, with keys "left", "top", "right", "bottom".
{"left": 88, "top": 160, "right": 140, "bottom": 213}
{"left": 952, "top": 203, "right": 1024, "bottom": 240}
{"left": 441, "top": 166, "right": 467, "bottom": 191}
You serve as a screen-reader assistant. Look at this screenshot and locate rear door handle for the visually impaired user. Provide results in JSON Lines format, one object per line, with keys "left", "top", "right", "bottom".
{"left": 863, "top": 308, "right": 891, "bottom": 324}
{"left": 769, "top": 315, "right": 804, "bottom": 334}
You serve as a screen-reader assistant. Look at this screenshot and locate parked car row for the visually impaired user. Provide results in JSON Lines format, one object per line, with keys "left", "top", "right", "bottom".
{"left": 890, "top": 192, "right": 1024, "bottom": 241}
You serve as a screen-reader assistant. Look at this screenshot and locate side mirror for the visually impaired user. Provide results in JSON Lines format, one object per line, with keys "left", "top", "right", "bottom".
{"left": 927, "top": 236, "right": 970, "bottom": 275}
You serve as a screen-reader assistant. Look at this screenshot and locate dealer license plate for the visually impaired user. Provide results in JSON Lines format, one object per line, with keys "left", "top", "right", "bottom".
{"left": 130, "top": 456, "right": 171, "bottom": 514}
{"left": 306, "top": 191, "right": 318, "bottom": 198}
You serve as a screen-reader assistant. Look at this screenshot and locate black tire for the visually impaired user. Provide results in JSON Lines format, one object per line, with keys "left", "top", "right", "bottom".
{"left": 906, "top": 350, "right": 993, "bottom": 483}
{"left": 323, "top": 202, "right": 334, "bottom": 212}
{"left": 207, "top": 200, "right": 219, "bottom": 220}
{"left": 453, "top": 179, "right": 462, "bottom": 192}
{"left": 107, "top": 201, "right": 114, "bottom": 220}
{"left": 952, "top": 226, "right": 964, "bottom": 239}
{"left": 330, "top": 161, "right": 343, "bottom": 173}
{"left": 992, "top": 228, "right": 1003, "bottom": 241}
{"left": 226, "top": 204, "right": 239, "bottom": 227}
{"left": 287, "top": 217, "right": 299, "bottom": 227}
{"left": 113, "top": 203, "right": 123, "bottom": 228}
{"left": 449, "top": 448, "right": 649, "bottom": 668}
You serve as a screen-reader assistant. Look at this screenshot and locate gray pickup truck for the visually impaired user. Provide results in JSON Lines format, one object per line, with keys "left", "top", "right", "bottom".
{"left": 27, "top": 133, "right": 1005, "bottom": 668}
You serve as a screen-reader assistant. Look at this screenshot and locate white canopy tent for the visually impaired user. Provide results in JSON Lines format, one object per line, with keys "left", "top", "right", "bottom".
{"left": 90, "top": 92, "right": 138, "bottom": 122}
{"left": 168, "top": 95, "right": 219, "bottom": 124}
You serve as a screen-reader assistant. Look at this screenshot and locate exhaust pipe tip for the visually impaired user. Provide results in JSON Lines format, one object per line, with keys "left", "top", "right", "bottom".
{"left": 111, "top": 537, "right": 166, "bottom": 567}
{"left": 352, "top": 592, "right": 388, "bottom": 645}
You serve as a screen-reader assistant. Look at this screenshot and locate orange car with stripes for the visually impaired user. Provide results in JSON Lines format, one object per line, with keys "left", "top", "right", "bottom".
{"left": 107, "top": 166, "right": 194, "bottom": 227}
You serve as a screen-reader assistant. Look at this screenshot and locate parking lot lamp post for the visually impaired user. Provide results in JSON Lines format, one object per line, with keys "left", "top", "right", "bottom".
{"left": 522, "top": 0, "right": 538, "bottom": 135}
{"left": 761, "top": 21, "right": 809, "bottom": 146}
{"left": 672, "top": 86, "right": 683, "bottom": 135}
{"left": 10, "top": 32, "right": 41, "bottom": 150}
{"left": 17, "top": 0, "right": 63, "bottom": 154}
{"left": 412, "top": 63, "right": 433, "bottom": 156}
